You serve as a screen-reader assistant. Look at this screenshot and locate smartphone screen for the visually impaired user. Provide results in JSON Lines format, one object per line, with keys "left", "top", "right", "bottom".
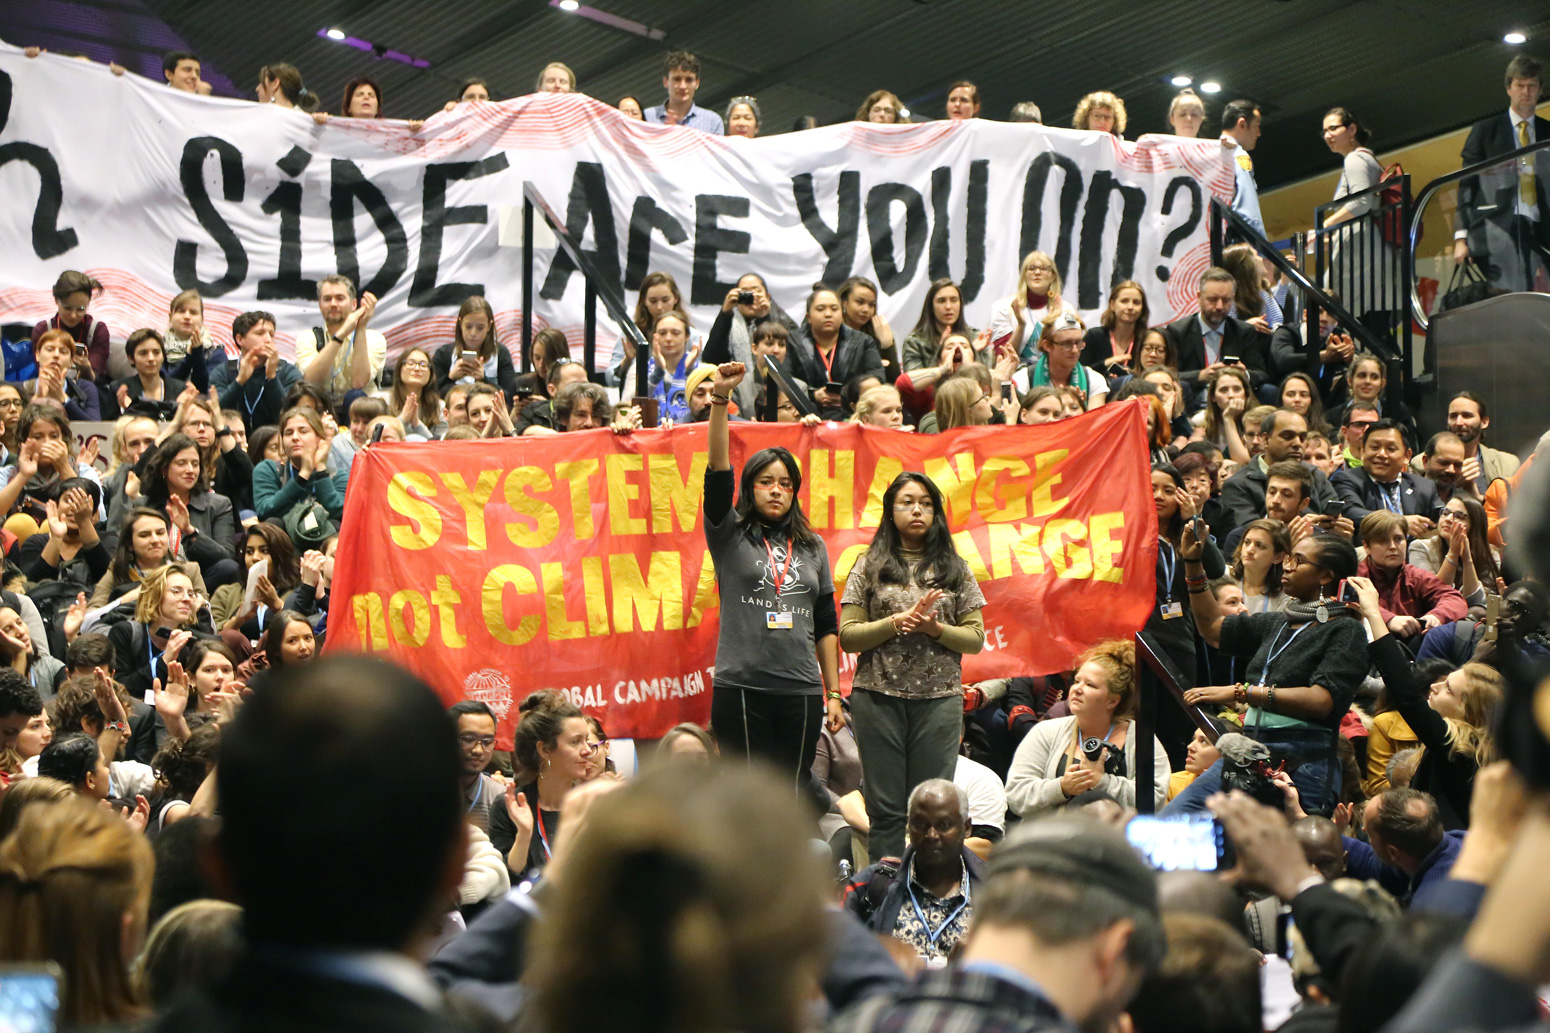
{"left": 1125, "top": 814, "right": 1225, "bottom": 871}
{"left": 1000, "top": 381, "right": 1012, "bottom": 403}
{"left": 0, "top": 964, "right": 61, "bottom": 1033}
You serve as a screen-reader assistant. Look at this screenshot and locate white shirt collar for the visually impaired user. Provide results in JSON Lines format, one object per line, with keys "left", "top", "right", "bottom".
{"left": 1511, "top": 109, "right": 1533, "bottom": 131}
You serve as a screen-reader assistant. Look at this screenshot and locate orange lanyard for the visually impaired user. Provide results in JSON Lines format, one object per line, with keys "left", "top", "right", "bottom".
{"left": 764, "top": 537, "right": 794, "bottom": 599}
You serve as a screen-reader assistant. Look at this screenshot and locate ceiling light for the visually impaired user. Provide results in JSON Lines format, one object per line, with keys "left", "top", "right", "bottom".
{"left": 547, "top": 1, "right": 664, "bottom": 38}
{"left": 1171, "top": 75, "right": 1193, "bottom": 87}
{"left": 1504, "top": 31, "right": 1527, "bottom": 44}
{"left": 1199, "top": 81, "right": 1222, "bottom": 94}
{"left": 898, "top": 107, "right": 910, "bottom": 118}
{"left": 325, "top": 27, "right": 346, "bottom": 40}
{"left": 558, "top": 0, "right": 580, "bottom": 9}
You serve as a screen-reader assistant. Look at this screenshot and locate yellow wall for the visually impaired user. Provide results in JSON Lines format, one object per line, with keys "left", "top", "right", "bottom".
{"left": 1260, "top": 100, "right": 1550, "bottom": 241}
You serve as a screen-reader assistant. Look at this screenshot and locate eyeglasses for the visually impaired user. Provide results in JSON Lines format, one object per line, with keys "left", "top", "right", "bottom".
{"left": 1345, "top": 419, "right": 1376, "bottom": 431}
{"left": 0, "top": 399, "right": 22, "bottom": 409}
{"left": 458, "top": 733, "right": 496, "bottom": 749}
{"left": 401, "top": 359, "right": 430, "bottom": 370}
{"left": 894, "top": 498, "right": 935, "bottom": 512}
{"left": 586, "top": 739, "right": 608, "bottom": 751}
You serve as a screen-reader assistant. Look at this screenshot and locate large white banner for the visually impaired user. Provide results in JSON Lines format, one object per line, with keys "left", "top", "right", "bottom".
{"left": 0, "top": 44, "right": 1234, "bottom": 369}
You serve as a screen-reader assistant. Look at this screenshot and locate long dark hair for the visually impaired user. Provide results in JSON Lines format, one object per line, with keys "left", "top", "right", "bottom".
{"left": 861, "top": 472, "right": 966, "bottom": 592}
{"left": 1152, "top": 462, "right": 1186, "bottom": 541}
{"left": 734, "top": 448, "right": 819, "bottom": 550}
{"left": 261, "top": 610, "right": 312, "bottom": 668}
{"left": 1446, "top": 497, "right": 1499, "bottom": 588}
{"left": 109, "top": 507, "right": 172, "bottom": 585}
{"left": 142, "top": 433, "right": 204, "bottom": 506}
{"left": 243, "top": 523, "right": 300, "bottom": 598}
{"left": 910, "top": 278, "right": 967, "bottom": 350}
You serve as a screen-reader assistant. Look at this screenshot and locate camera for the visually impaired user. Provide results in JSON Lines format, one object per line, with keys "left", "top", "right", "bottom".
{"left": 1081, "top": 737, "right": 1127, "bottom": 777}
{"left": 736, "top": 290, "right": 755, "bottom": 305}
{"left": 1216, "top": 733, "right": 1286, "bottom": 808}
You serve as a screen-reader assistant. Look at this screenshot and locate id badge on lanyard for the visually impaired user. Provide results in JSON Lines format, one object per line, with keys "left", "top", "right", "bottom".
{"left": 765, "top": 537, "right": 795, "bottom": 631}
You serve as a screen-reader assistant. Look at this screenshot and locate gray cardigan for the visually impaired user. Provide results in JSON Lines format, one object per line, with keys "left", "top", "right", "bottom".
{"left": 1004, "top": 715, "right": 1171, "bottom": 819}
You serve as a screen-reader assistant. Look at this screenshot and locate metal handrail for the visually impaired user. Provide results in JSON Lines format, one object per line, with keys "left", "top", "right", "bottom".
{"left": 520, "top": 181, "right": 652, "bottom": 401}
{"left": 1408, "top": 136, "right": 1550, "bottom": 332}
{"left": 1210, "top": 198, "right": 1401, "bottom": 365}
{"left": 1133, "top": 630, "right": 1230, "bottom": 815}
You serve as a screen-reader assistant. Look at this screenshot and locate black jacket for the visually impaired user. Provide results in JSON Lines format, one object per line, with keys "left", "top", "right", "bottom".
{"left": 1161, "top": 312, "right": 1269, "bottom": 391}
{"left": 1457, "top": 111, "right": 1550, "bottom": 243}
{"left": 842, "top": 844, "right": 985, "bottom": 936}
{"left": 1329, "top": 467, "right": 1442, "bottom": 528}
{"left": 1218, "top": 458, "right": 1343, "bottom": 532}
{"left": 149, "top": 952, "right": 471, "bottom": 1033}
{"left": 432, "top": 342, "right": 519, "bottom": 399}
{"left": 784, "top": 324, "right": 885, "bottom": 416}
{"left": 111, "top": 373, "right": 187, "bottom": 421}
{"left": 1268, "top": 323, "right": 1345, "bottom": 398}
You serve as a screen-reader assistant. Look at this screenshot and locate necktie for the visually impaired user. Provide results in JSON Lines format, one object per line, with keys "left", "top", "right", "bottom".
{"left": 1521, "top": 120, "right": 1537, "bottom": 207}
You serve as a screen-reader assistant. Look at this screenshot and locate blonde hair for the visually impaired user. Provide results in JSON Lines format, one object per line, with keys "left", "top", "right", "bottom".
{"left": 1073, "top": 90, "right": 1127, "bottom": 134}
{"left": 851, "top": 385, "right": 902, "bottom": 427}
{"left": 0, "top": 797, "right": 154, "bottom": 1026}
{"left": 529, "top": 767, "right": 827, "bottom": 1033}
{"left": 1013, "top": 250, "right": 1064, "bottom": 305}
{"left": 934, "top": 377, "right": 984, "bottom": 431}
{"left": 0, "top": 776, "right": 73, "bottom": 839}
{"left": 1202, "top": 366, "right": 1253, "bottom": 441}
{"left": 1168, "top": 88, "right": 1204, "bottom": 124}
{"left": 1443, "top": 663, "right": 1502, "bottom": 764}
{"left": 1073, "top": 638, "right": 1138, "bottom": 721}
{"left": 134, "top": 563, "right": 195, "bottom": 625}
{"left": 133, "top": 899, "right": 242, "bottom": 1008}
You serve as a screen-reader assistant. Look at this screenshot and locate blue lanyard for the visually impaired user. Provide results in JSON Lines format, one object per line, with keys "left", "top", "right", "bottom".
{"left": 1379, "top": 481, "right": 1402, "bottom": 514}
{"left": 243, "top": 380, "right": 267, "bottom": 418}
{"left": 906, "top": 861, "right": 971, "bottom": 955}
{"left": 1259, "top": 622, "right": 1311, "bottom": 685}
{"left": 146, "top": 627, "right": 165, "bottom": 673}
{"left": 1158, "top": 539, "right": 1176, "bottom": 602}
{"left": 466, "top": 774, "right": 484, "bottom": 814}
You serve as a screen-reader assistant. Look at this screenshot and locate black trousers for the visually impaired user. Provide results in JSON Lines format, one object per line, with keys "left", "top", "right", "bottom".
{"left": 709, "top": 687, "right": 822, "bottom": 793}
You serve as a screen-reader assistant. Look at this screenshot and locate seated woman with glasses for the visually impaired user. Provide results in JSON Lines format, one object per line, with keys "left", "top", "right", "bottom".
{"left": 385, "top": 347, "right": 445, "bottom": 439}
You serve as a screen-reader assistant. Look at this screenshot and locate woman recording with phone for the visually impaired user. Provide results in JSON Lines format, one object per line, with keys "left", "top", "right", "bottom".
{"left": 1005, "top": 639, "right": 1170, "bottom": 819}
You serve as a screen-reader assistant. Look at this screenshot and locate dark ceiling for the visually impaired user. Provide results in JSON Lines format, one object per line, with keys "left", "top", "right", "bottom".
{"left": 7, "top": 0, "right": 1549, "bottom": 195}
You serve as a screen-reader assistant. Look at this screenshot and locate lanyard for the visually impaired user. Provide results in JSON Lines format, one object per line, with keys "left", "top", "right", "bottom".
{"left": 243, "top": 380, "right": 267, "bottom": 418}
{"left": 906, "top": 862, "right": 971, "bottom": 956}
{"left": 764, "top": 537, "right": 794, "bottom": 600}
{"left": 1378, "top": 481, "right": 1402, "bottom": 514}
{"left": 1158, "top": 539, "right": 1176, "bottom": 603}
{"left": 816, "top": 340, "right": 838, "bottom": 379}
{"left": 535, "top": 807, "right": 554, "bottom": 859}
{"left": 465, "top": 774, "right": 484, "bottom": 814}
{"left": 146, "top": 626, "right": 166, "bottom": 673}
{"left": 1260, "top": 622, "right": 1311, "bottom": 686}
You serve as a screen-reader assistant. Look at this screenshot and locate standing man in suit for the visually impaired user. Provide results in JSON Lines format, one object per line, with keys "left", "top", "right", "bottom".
{"left": 1162, "top": 267, "right": 1269, "bottom": 393}
{"left": 1331, "top": 418, "right": 1442, "bottom": 535}
{"left": 151, "top": 657, "right": 473, "bottom": 1033}
{"left": 1454, "top": 55, "right": 1550, "bottom": 293}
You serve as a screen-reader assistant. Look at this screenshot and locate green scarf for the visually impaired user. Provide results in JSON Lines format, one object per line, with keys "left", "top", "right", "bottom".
{"left": 1030, "top": 352, "right": 1089, "bottom": 397}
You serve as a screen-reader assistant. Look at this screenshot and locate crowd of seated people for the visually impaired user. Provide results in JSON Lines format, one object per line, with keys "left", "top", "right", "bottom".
{"left": 6, "top": 35, "right": 1550, "bottom": 1033}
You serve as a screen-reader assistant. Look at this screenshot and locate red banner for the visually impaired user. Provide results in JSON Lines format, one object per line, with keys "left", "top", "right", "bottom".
{"left": 328, "top": 401, "right": 1159, "bottom": 740}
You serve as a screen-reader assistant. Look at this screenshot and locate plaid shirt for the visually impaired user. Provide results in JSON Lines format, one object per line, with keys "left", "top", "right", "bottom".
{"left": 830, "top": 967, "right": 1076, "bottom": 1033}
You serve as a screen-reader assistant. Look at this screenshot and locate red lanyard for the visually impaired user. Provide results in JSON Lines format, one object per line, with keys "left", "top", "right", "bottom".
{"left": 535, "top": 808, "right": 553, "bottom": 859}
{"left": 764, "top": 537, "right": 794, "bottom": 599}
{"left": 816, "top": 342, "right": 838, "bottom": 379}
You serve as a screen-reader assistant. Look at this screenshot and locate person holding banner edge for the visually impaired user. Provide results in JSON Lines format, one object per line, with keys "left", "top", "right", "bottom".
{"left": 704, "top": 361, "right": 841, "bottom": 787}
{"left": 840, "top": 471, "right": 985, "bottom": 861}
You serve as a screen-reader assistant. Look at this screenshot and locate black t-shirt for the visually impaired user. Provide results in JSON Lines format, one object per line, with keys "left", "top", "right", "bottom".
{"left": 488, "top": 781, "right": 560, "bottom": 880}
